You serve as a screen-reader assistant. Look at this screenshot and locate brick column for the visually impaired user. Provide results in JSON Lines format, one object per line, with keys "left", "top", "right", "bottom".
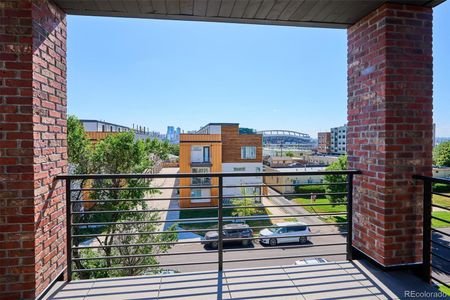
{"left": 0, "top": 1, "right": 67, "bottom": 299}
{"left": 347, "top": 4, "right": 433, "bottom": 266}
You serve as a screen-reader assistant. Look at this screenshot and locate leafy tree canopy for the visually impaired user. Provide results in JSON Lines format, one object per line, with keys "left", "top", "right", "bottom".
{"left": 285, "top": 151, "right": 295, "bottom": 158}
{"left": 433, "top": 141, "right": 450, "bottom": 167}
{"left": 67, "top": 116, "right": 177, "bottom": 279}
{"left": 68, "top": 115, "right": 92, "bottom": 174}
{"left": 324, "top": 155, "right": 348, "bottom": 205}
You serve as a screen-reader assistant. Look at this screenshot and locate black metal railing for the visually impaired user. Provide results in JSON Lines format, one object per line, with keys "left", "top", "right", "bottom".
{"left": 57, "top": 170, "right": 360, "bottom": 281}
{"left": 413, "top": 175, "right": 450, "bottom": 288}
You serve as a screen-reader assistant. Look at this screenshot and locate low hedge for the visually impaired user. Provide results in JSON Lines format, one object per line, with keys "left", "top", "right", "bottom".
{"left": 294, "top": 184, "right": 326, "bottom": 195}
{"left": 433, "top": 183, "right": 450, "bottom": 193}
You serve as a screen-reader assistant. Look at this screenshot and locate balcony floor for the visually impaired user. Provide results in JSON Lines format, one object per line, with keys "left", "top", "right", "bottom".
{"left": 46, "top": 260, "right": 445, "bottom": 300}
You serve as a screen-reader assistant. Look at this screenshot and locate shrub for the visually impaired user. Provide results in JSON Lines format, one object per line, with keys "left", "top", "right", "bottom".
{"left": 294, "top": 184, "right": 326, "bottom": 195}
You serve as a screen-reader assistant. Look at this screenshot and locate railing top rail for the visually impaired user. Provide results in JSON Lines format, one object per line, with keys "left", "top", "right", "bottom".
{"left": 413, "top": 174, "right": 450, "bottom": 184}
{"left": 56, "top": 170, "right": 361, "bottom": 180}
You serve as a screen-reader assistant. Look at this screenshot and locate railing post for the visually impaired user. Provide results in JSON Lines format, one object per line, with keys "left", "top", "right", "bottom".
{"left": 422, "top": 178, "right": 432, "bottom": 283}
{"left": 66, "top": 178, "right": 72, "bottom": 281}
{"left": 346, "top": 173, "right": 353, "bottom": 260}
{"left": 218, "top": 176, "right": 224, "bottom": 272}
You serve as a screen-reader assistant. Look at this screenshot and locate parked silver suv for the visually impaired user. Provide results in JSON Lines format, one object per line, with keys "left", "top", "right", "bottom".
{"left": 202, "top": 223, "right": 253, "bottom": 248}
{"left": 259, "top": 222, "right": 310, "bottom": 246}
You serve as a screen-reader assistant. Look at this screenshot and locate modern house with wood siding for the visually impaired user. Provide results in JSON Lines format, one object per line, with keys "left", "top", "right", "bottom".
{"left": 179, "top": 123, "right": 263, "bottom": 208}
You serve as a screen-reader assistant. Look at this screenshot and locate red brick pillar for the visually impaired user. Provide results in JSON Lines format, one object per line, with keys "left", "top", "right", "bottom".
{"left": 0, "top": 1, "right": 67, "bottom": 299}
{"left": 347, "top": 4, "right": 433, "bottom": 267}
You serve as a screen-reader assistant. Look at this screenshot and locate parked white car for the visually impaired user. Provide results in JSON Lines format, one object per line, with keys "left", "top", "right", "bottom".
{"left": 259, "top": 222, "right": 311, "bottom": 246}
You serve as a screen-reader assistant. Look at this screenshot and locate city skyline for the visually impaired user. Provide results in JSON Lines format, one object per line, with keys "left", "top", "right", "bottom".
{"left": 67, "top": 2, "right": 450, "bottom": 137}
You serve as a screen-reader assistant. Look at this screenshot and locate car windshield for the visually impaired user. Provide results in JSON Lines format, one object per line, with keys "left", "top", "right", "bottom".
{"left": 268, "top": 227, "right": 280, "bottom": 233}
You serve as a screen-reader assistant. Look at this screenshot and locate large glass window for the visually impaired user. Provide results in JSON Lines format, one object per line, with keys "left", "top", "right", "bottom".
{"left": 191, "top": 167, "right": 211, "bottom": 185}
{"left": 241, "top": 146, "right": 256, "bottom": 159}
{"left": 190, "top": 188, "right": 211, "bottom": 203}
{"left": 203, "top": 146, "right": 210, "bottom": 162}
{"left": 191, "top": 146, "right": 210, "bottom": 163}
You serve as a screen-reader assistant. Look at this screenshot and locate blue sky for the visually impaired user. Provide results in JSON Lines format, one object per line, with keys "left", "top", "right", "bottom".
{"left": 67, "top": 2, "right": 450, "bottom": 137}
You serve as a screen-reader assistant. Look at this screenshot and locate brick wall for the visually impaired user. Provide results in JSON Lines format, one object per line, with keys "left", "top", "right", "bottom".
{"left": 32, "top": 0, "right": 67, "bottom": 296}
{"left": 347, "top": 3, "right": 433, "bottom": 266}
{"left": 1, "top": 1, "right": 35, "bottom": 299}
{"left": 0, "top": 0, "right": 67, "bottom": 299}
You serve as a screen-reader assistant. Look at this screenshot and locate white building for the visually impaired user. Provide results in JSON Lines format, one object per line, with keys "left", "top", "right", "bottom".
{"left": 331, "top": 125, "right": 347, "bottom": 155}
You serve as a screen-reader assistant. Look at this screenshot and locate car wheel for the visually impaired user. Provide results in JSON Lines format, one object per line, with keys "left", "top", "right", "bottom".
{"left": 269, "top": 238, "right": 277, "bottom": 246}
{"left": 299, "top": 236, "right": 307, "bottom": 244}
{"left": 211, "top": 241, "right": 218, "bottom": 249}
{"left": 242, "top": 239, "right": 250, "bottom": 246}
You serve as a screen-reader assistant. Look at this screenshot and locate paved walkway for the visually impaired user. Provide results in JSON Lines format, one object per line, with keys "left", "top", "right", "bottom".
{"left": 146, "top": 167, "right": 179, "bottom": 231}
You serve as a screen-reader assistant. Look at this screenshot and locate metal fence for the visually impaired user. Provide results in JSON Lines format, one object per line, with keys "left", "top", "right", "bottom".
{"left": 413, "top": 175, "right": 450, "bottom": 288}
{"left": 57, "top": 170, "right": 360, "bottom": 280}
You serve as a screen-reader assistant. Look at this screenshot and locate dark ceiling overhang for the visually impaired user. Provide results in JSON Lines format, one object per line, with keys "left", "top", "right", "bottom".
{"left": 53, "top": 0, "right": 445, "bottom": 29}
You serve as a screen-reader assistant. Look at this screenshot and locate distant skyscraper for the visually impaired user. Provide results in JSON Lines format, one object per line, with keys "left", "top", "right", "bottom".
{"left": 166, "top": 126, "right": 175, "bottom": 142}
{"left": 166, "top": 126, "right": 182, "bottom": 143}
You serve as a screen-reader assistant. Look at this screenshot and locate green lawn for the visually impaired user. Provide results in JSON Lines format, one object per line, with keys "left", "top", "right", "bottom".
{"left": 292, "top": 196, "right": 347, "bottom": 229}
{"left": 439, "top": 285, "right": 450, "bottom": 296}
{"left": 179, "top": 207, "right": 269, "bottom": 219}
{"left": 433, "top": 193, "right": 450, "bottom": 208}
{"left": 293, "top": 197, "right": 347, "bottom": 214}
{"left": 432, "top": 211, "right": 450, "bottom": 228}
{"left": 432, "top": 192, "right": 450, "bottom": 228}
{"left": 178, "top": 206, "right": 273, "bottom": 236}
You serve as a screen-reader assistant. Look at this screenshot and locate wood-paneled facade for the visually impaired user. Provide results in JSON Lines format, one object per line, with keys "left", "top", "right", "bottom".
{"left": 221, "top": 125, "right": 262, "bottom": 163}
{"left": 179, "top": 134, "right": 222, "bottom": 208}
{"left": 179, "top": 124, "right": 262, "bottom": 208}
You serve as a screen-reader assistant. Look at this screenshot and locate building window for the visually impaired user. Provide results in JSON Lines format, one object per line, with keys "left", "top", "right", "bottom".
{"left": 233, "top": 167, "right": 246, "bottom": 172}
{"left": 190, "top": 188, "right": 211, "bottom": 203}
{"left": 203, "top": 146, "right": 210, "bottom": 162}
{"left": 244, "top": 187, "right": 260, "bottom": 195}
{"left": 191, "top": 146, "right": 210, "bottom": 163}
{"left": 241, "top": 146, "right": 256, "bottom": 159}
{"left": 191, "top": 189, "right": 202, "bottom": 198}
{"left": 191, "top": 167, "right": 211, "bottom": 185}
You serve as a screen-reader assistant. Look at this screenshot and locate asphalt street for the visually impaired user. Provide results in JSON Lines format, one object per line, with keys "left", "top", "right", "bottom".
{"left": 158, "top": 230, "right": 348, "bottom": 272}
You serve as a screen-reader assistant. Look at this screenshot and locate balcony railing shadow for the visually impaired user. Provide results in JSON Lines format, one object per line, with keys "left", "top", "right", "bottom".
{"left": 46, "top": 259, "right": 444, "bottom": 300}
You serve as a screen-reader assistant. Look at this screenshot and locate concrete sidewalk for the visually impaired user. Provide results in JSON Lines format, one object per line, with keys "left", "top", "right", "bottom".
{"left": 146, "top": 167, "right": 179, "bottom": 231}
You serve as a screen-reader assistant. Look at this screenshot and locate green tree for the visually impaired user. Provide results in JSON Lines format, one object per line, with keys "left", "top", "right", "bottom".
{"left": 168, "top": 143, "right": 180, "bottom": 156}
{"left": 231, "top": 188, "right": 258, "bottom": 217}
{"left": 67, "top": 115, "right": 92, "bottom": 174}
{"left": 324, "top": 155, "right": 348, "bottom": 205}
{"left": 285, "top": 151, "right": 295, "bottom": 158}
{"left": 67, "top": 117, "right": 177, "bottom": 279}
{"left": 433, "top": 141, "right": 450, "bottom": 167}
